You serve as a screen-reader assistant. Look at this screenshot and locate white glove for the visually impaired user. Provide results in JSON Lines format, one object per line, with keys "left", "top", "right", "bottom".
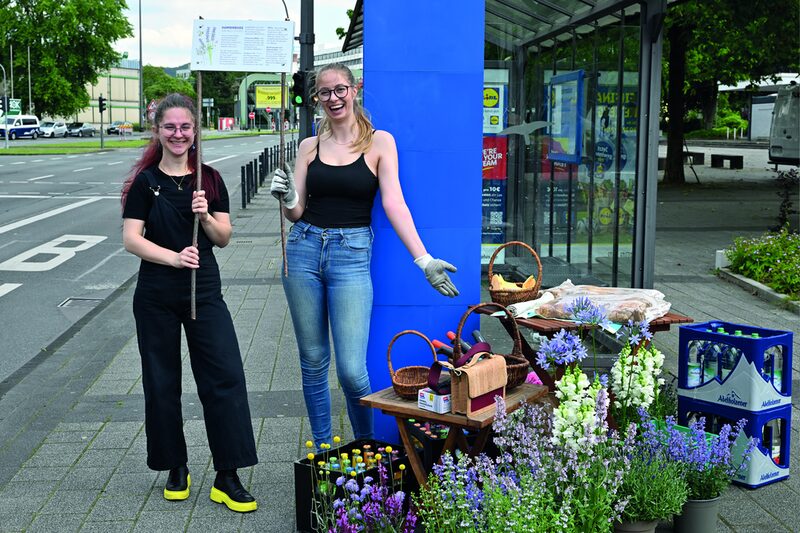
{"left": 270, "top": 163, "right": 298, "bottom": 209}
{"left": 414, "top": 254, "right": 459, "bottom": 297}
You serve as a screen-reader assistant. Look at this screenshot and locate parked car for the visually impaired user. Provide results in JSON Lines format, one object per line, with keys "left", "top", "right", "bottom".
{"left": 67, "top": 122, "right": 96, "bottom": 137}
{"left": 106, "top": 120, "right": 133, "bottom": 134}
{"left": 39, "top": 120, "right": 68, "bottom": 138}
{"left": 0, "top": 115, "right": 41, "bottom": 140}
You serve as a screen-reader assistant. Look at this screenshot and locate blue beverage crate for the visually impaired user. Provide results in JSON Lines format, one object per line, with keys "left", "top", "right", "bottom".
{"left": 677, "top": 321, "right": 792, "bottom": 412}
{"left": 678, "top": 397, "right": 791, "bottom": 488}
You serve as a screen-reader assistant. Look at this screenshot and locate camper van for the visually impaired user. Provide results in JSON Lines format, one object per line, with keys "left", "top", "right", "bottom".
{"left": 0, "top": 114, "right": 41, "bottom": 140}
{"left": 769, "top": 83, "right": 799, "bottom": 166}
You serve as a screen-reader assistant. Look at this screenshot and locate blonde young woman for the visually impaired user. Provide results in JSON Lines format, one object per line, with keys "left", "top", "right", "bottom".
{"left": 270, "top": 63, "right": 459, "bottom": 448}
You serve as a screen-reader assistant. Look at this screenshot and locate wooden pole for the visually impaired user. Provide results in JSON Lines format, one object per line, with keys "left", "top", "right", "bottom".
{"left": 279, "top": 72, "right": 288, "bottom": 276}
{"left": 191, "top": 71, "right": 203, "bottom": 319}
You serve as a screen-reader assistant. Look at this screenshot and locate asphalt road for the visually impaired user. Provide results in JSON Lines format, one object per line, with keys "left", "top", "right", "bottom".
{"left": 0, "top": 135, "right": 284, "bottom": 383}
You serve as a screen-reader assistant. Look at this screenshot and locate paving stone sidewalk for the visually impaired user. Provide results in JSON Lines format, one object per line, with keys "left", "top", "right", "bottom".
{"left": 0, "top": 150, "right": 797, "bottom": 532}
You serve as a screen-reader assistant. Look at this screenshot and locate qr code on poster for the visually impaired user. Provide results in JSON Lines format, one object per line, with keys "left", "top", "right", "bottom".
{"left": 489, "top": 211, "right": 503, "bottom": 225}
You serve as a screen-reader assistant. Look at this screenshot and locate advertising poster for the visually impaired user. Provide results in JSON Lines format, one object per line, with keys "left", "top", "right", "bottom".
{"left": 548, "top": 70, "right": 584, "bottom": 164}
{"left": 482, "top": 136, "right": 508, "bottom": 264}
{"left": 255, "top": 86, "right": 286, "bottom": 108}
{"left": 191, "top": 20, "right": 294, "bottom": 73}
{"left": 483, "top": 85, "right": 505, "bottom": 134}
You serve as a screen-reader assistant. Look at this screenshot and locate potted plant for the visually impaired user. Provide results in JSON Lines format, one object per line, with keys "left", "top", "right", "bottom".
{"left": 615, "top": 445, "right": 689, "bottom": 533}
{"left": 638, "top": 413, "right": 756, "bottom": 533}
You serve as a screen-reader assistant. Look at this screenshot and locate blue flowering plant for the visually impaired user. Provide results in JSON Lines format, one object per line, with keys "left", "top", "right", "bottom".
{"left": 329, "top": 460, "right": 417, "bottom": 533}
{"left": 639, "top": 411, "right": 757, "bottom": 500}
{"left": 415, "top": 393, "right": 635, "bottom": 532}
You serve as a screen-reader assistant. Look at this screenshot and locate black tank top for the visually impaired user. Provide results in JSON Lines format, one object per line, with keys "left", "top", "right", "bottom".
{"left": 301, "top": 144, "right": 379, "bottom": 228}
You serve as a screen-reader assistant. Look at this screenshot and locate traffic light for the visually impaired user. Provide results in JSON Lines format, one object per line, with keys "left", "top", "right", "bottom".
{"left": 0, "top": 96, "right": 6, "bottom": 114}
{"left": 291, "top": 71, "right": 312, "bottom": 107}
{"left": 98, "top": 95, "right": 107, "bottom": 114}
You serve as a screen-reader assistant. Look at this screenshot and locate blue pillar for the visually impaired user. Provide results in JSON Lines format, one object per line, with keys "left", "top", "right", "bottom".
{"left": 363, "top": 2, "right": 485, "bottom": 441}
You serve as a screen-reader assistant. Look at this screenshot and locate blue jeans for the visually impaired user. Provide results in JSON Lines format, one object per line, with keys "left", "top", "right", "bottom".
{"left": 282, "top": 220, "right": 374, "bottom": 448}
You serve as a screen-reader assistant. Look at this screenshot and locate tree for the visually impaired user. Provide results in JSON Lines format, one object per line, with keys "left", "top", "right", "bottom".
{"left": 143, "top": 65, "right": 195, "bottom": 102}
{"left": 663, "top": 0, "right": 800, "bottom": 184}
{"left": 0, "top": 0, "right": 133, "bottom": 118}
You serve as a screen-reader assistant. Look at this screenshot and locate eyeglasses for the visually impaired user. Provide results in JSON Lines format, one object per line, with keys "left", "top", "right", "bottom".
{"left": 316, "top": 85, "right": 353, "bottom": 102}
{"left": 160, "top": 124, "right": 194, "bottom": 135}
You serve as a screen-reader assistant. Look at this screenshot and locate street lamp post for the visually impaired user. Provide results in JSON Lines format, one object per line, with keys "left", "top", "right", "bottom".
{"left": 0, "top": 63, "right": 8, "bottom": 150}
{"left": 138, "top": 0, "right": 144, "bottom": 129}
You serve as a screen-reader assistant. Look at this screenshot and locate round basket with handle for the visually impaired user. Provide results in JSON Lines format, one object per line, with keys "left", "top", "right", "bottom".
{"left": 488, "top": 241, "right": 543, "bottom": 307}
{"left": 452, "top": 302, "right": 530, "bottom": 390}
{"left": 387, "top": 330, "right": 438, "bottom": 400}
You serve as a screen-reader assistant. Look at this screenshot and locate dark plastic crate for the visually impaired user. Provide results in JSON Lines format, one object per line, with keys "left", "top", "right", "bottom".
{"left": 294, "top": 438, "right": 413, "bottom": 532}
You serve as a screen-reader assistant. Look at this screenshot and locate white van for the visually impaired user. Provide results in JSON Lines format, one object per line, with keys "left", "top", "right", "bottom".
{"left": 0, "top": 114, "right": 41, "bottom": 140}
{"left": 769, "top": 83, "right": 799, "bottom": 165}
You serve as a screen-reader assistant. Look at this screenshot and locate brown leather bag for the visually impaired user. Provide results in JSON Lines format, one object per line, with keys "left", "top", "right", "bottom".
{"left": 437, "top": 352, "right": 507, "bottom": 417}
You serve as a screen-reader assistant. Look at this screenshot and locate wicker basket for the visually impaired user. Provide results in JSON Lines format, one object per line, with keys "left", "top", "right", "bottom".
{"left": 452, "top": 302, "right": 530, "bottom": 390}
{"left": 387, "top": 330, "right": 437, "bottom": 400}
{"left": 488, "top": 241, "right": 543, "bottom": 307}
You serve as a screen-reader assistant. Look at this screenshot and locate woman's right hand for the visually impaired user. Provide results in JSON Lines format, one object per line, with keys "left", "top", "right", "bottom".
{"left": 270, "top": 164, "right": 298, "bottom": 208}
{"left": 175, "top": 246, "right": 200, "bottom": 269}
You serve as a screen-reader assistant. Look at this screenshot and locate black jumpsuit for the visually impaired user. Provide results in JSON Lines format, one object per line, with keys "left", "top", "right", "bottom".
{"left": 123, "top": 165, "right": 258, "bottom": 472}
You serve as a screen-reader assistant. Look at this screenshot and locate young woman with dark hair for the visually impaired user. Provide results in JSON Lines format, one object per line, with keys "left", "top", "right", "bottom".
{"left": 270, "top": 64, "right": 459, "bottom": 449}
{"left": 121, "top": 93, "right": 258, "bottom": 513}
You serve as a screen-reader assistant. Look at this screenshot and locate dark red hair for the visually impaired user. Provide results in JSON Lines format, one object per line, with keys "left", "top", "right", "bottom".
{"left": 121, "top": 93, "right": 220, "bottom": 208}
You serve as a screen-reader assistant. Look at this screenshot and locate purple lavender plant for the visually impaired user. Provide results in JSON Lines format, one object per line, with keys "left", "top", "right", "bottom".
{"left": 638, "top": 411, "right": 756, "bottom": 500}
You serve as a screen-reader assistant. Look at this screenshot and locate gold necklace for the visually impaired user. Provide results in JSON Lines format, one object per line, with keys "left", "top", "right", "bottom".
{"left": 168, "top": 174, "right": 186, "bottom": 190}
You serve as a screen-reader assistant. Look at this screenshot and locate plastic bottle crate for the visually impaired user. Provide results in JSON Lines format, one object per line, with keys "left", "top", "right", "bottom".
{"left": 677, "top": 321, "right": 792, "bottom": 412}
{"left": 678, "top": 396, "right": 791, "bottom": 488}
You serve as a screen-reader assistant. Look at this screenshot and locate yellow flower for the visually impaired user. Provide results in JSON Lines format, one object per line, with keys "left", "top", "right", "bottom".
{"left": 385, "top": 446, "right": 393, "bottom": 453}
{"left": 350, "top": 470, "right": 357, "bottom": 477}
{"left": 399, "top": 464, "right": 406, "bottom": 471}
{"left": 307, "top": 452, "right": 315, "bottom": 460}
{"left": 321, "top": 443, "right": 330, "bottom": 450}
{"left": 333, "top": 436, "right": 341, "bottom": 444}
{"left": 305, "top": 440, "right": 314, "bottom": 448}
{"left": 341, "top": 453, "right": 349, "bottom": 459}
{"left": 317, "top": 461, "right": 325, "bottom": 466}
{"left": 352, "top": 449, "right": 361, "bottom": 455}
{"left": 375, "top": 453, "right": 382, "bottom": 461}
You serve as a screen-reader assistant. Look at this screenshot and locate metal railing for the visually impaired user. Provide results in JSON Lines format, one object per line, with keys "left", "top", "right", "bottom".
{"left": 241, "top": 139, "right": 298, "bottom": 209}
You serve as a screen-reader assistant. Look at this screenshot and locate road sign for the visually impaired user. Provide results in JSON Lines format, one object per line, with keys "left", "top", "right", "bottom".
{"left": 248, "top": 111, "right": 255, "bottom": 119}
{"left": 202, "top": 98, "right": 214, "bottom": 107}
{"left": 147, "top": 100, "right": 157, "bottom": 112}
{"left": 266, "top": 107, "right": 272, "bottom": 113}
{"left": 7, "top": 98, "right": 22, "bottom": 116}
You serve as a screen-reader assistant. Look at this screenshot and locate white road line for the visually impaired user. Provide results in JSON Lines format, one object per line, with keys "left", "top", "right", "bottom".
{"left": 29, "top": 175, "right": 55, "bottom": 182}
{"left": 73, "top": 167, "right": 93, "bottom": 172}
{"left": 18, "top": 191, "right": 40, "bottom": 195}
{"left": 50, "top": 157, "right": 62, "bottom": 160}
{"left": 32, "top": 159, "right": 44, "bottom": 163}
{"left": 85, "top": 181, "right": 104, "bottom": 184}
{"left": 251, "top": 151, "right": 263, "bottom": 154}
{"left": 10, "top": 181, "right": 28, "bottom": 184}
{"left": 108, "top": 161, "right": 123, "bottom": 166}
{"left": 67, "top": 155, "right": 79, "bottom": 158}
{"left": 75, "top": 247, "right": 127, "bottom": 280}
{"left": 11, "top": 162, "right": 24, "bottom": 165}
{"left": 0, "top": 197, "right": 103, "bottom": 235}
{"left": 0, "top": 195, "right": 50, "bottom": 198}
{"left": 62, "top": 181, "right": 79, "bottom": 184}
{"left": 207, "top": 155, "right": 237, "bottom": 164}
{"left": 0, "top": 283, "right": 22, "bottom": 298}
{"left": 223, "top": 144, "right": 233, "bottom": 148}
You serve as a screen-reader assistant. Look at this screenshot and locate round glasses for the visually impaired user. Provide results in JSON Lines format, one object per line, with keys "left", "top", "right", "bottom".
{"left": 160, "top": 124, "right": 194, "bottom": 135}
{"left": 316, "top": 85, "right": 353, "bottom": 102}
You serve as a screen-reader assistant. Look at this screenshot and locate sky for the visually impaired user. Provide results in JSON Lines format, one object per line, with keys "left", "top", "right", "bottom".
{"left": 114, "top": 0, "right": 356, "bottom": 68}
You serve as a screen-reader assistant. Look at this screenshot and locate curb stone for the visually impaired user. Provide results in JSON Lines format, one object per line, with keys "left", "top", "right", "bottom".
{"left": 717, "top": 268, "right": 800, "bottom": 315}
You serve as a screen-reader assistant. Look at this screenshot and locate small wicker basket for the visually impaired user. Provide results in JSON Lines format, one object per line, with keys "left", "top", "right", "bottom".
{"left": 387, "top": 330, "right": 437, "bottom": 400}
{"left": 452, "top": 302, "right": 530, "bottom": 390}
{"left": 488, "top": 241, "right": 543, "bottom": 307}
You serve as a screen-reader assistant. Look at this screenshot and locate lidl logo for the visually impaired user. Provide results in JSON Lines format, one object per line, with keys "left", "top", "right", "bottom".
{"left": 483, "top": 88, "right": 499, "bottom": 108}
{"left": 490, "top": 116, "right": 499, "bottom": 125}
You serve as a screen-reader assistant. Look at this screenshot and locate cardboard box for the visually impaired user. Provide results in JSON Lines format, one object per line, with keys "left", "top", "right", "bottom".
{"left": 418, "top": 387, "right": 451, "bottom": 413}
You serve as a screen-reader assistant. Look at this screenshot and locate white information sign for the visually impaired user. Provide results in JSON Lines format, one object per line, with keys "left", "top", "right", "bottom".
{"left": 191, "top": 19, "right": 294, "bottom": 73}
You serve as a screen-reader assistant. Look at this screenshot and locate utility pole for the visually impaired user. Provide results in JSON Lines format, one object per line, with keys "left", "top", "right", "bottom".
{"left": 299, "top": 0, "right": 314, "bottom": 140}
{"left": 27, "top": 46, "right": 31, "bottom": 114}
{"left": 1, "top": 64, "right": 8, "bottom": 150}
{"left": 9, "top": 45, "right": 13, "bottom": 98}
{"left": 138, "top": 0, "right": 144, "bottom": 129}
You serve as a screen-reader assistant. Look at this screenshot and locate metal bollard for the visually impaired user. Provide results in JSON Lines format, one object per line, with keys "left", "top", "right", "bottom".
{"left": 241, "top": 165, "right": 247, "bottom": 209}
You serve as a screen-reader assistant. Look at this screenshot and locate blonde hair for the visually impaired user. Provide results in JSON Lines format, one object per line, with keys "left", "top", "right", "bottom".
{"left": 315, "top": 63, "right": 373, "bottom": 154}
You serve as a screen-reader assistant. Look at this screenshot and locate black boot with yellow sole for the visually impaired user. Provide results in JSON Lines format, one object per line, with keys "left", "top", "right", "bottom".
{"left": 163, "top": 465, "right": 191, "bottom": 501}
{"left": 210, "top": 469, "right": 257, "bottom": 513}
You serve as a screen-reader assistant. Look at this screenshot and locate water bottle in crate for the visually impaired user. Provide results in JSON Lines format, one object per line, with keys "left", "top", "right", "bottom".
{"left": 677, "top": 321, "right": 792, "bottom": 411}
{"left": 678, "top": 396, "right": 791, "bottom": 488}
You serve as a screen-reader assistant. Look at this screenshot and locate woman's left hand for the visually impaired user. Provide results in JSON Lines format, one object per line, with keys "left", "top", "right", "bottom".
{"left": 192, "top": 190, "right": 209, "bottom": 222}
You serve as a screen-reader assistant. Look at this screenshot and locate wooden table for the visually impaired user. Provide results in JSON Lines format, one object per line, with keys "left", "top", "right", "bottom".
{"left": 360, "top": 383, "right": 548, "bottom": 487}
{"left": 479, "top": 309, "right": 694, "bottom": 391}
